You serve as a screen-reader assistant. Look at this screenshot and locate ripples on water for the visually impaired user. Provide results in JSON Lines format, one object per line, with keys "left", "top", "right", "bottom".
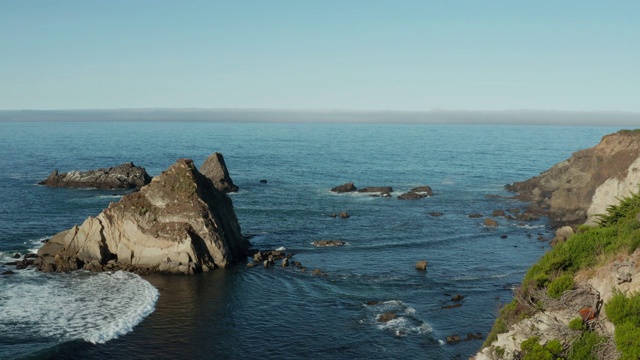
{"left": 0, "top": 122, "right": 623, "bottom": 359}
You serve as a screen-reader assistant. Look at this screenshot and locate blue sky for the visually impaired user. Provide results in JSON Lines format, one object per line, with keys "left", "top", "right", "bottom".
{"left": 1, "top": 1, "right": 638, "bottom": 111}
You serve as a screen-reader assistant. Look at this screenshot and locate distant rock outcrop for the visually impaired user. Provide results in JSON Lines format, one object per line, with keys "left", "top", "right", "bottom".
{"left": 398, "top": 186, "right": 433, "bottom": 200}
{"left": 506, "top": 130, "right": 640, "bottom": 226}
{"left": 199, "top": 152, "right": 239, "bottom": 193}
{"left": 331, "top": 182, "right": 357, "bottom": 193}
{"left": 35, "top": 158, "right": 249, "bottom": 275}
{"left": 357, "top": 186, "right": 393, "bottom": 197}
{"left": 39, "top": 162, "right": 151, "bottom": 189}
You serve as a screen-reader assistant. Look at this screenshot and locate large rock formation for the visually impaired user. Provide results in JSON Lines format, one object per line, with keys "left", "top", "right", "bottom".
{"left": 35, "top": 158, "right": 249, "bottom": 275}
{"left": 199, "top": 152, "right": 239, "bottom": 193}
{"left": 39, "top": 162, "right": 151, "bottom": 189}
{"left": 506, "top": 130, "right": 640, "bottom": 226}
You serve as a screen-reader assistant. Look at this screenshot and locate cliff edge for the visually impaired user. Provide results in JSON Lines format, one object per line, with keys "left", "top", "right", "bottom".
{"left": 506, "top": 129, "right": 640, "bottom": 227}
{"left": 35, "top": 158, "right": 249, "bottom": 275}
{"left": 477, "top": 129, "right": 640, "bottom": 359}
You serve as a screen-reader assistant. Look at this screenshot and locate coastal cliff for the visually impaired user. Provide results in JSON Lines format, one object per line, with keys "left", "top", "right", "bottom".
{"left": 477, "top": 129, "right": 640, "bottom": 359}
{"left": 35, "top": 158, "right": 249, "bottom": 275}
{"left": 506, "top": 130, "right": 640, "bottom": 227}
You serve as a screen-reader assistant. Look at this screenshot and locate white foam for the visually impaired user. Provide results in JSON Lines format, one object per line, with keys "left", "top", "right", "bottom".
{"left": 517, "top": 224, "right": 545, "bottom": 229}
{"left": 363, "top": 300, "right": 432, "bottom": 337}
{"left": 0, "top": 270, "right": 159, "bottom": 345}
{"left": 275, "top": 246, "right": 287, "bottom": 251}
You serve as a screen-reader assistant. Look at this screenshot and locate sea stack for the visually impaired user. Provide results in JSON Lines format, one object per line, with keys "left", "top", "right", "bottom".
{"left": 35, "top": 158, "right": 249, "bottom": 275}
{"left": 199, "top": 152, "right": 239, "bottom": 193}
{"left": 39, "top": 162, "right": 151, "bottom": 189}
{"left": 506, "top": 130, "right": 640, "bottom": 226}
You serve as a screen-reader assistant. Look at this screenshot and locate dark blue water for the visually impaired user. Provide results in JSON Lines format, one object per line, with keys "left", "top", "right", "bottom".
{"left": 0, "top": 122, "right": 623, "bottom": 359}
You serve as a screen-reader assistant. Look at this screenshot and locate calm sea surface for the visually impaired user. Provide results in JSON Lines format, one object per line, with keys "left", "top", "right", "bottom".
{"left": 0, "top": 122, "right": 624, "bottom": 359}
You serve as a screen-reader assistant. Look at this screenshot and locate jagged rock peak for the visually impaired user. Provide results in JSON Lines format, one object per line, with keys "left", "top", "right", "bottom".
{"left": 35, "top": 158, "right": 249, "bottom": 275}
{"left": 506, "top": 129, "right": 640, "bottom": 226}
{"left": 39, "top": 162, "right": 151, "bottom": 189}
{"left": 199, "top": 152, "right": 239, "bottom": 193}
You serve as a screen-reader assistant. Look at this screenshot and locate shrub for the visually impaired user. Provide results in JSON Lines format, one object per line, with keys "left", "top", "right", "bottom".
{"left": 520, "top": 336, "right": 562, "bottom": 360}
{"left": 568, "top": 317, "right": 586, "bottom": 331}
{"left": 614, "top": 322, "right": 640, "bottom": 360}
{"left": 567, "top": 331, "right": 606, "bottom": 360}
{"left": 605, "top": 291, "right": 640, "bottom": 359}
{"left": 547, "top": 274, "right": 574, "bottom": 298}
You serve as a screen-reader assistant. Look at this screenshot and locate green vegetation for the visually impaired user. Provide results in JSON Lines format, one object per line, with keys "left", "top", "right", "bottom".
{"left": 547, "top": 273, "right": 574, "bottom": 298}
{"left": 566, "top": 331, "right": 607, "bottom": 360}
{"left": 519, "top": 337, "right": 564, "bottom": 360}
{"left": 605, "top": 291, "right": 640, "bottom": 360}
{"left": 483, "top": 188, "right": 640, "bottom": 358}
{"left": 568, "top": 317, "right": 586, "bottom": 331}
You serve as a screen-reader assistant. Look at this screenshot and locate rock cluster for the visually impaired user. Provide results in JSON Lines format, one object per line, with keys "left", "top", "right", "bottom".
{"left": 39, "top": 162, "right": 151, "bottom": 189}
{"left": 35, "top": 158, "right": 249, "bottom": 275}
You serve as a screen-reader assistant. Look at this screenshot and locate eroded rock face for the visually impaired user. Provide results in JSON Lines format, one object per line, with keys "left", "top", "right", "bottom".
{"left": 506, "top": 130, "right": 640, "bottom": 226}
{"left": 39, "top": 162, "right": 151, "bottom": 189}
{"left": 35, "top": 158, "right": 249, "bottom": 275}
{"left": 199, "top": 152, "right": 239, "bottom": 193}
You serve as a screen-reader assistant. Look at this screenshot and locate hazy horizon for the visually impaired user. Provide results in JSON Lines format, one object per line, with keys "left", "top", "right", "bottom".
{"left": 1, "top": 108, "right": 638, "bottom": 126}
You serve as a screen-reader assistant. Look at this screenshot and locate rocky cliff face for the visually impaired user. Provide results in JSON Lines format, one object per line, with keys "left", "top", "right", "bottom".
{"left": 39, "top": 162, "right": 152, "bottom": 189}
{"left": 506, "top": 130, "right": 640, "bottom": 226}
{"left": 35, "top": 158, "right": 249, "bottom": 275}
{"left": 199, "top": 152, "right": 239, "bottom": 193}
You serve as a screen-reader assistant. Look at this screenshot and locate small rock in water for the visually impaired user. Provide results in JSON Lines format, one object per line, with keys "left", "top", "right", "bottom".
{"left": 491, "top": 210, "right": 506, "bottom": 217}
{"left": 446, "top": 335, "right": 461, "bottom": 344}
{"left": 429, "top": 212, "right": 443, "bottom": 217}
{"left": 313, "top": 240, "right": 345, "bottom": 247}
{"left": 12, "top": 253, "right": 20, "bottom": 259}
{"left": 378, "top": 311, "right": 397, "bottom": 322}
{"left": 246, "top": 262, "right": 257, "bottom": 268}
{"left": 311, "top": 269, "right": 327, "bottom": 276}
{"left": 468, "top": 213, "right": 482, "bottom": 218}
{"left": 1, "top": 270, "right": 15, "bottom": 275}
{"left": 365, "top": 300, "right": 381, "bottom": 306}
{"left": 415, "top": 260, "right": 428, "bottom": 271}
{"left": 465, "top": 332, "right": 483, "bottom": 341}
{"left": 329, "top": 213, "right": 337, "bottom": 218}
{"left": 339, "top": 211, "right": 350, "bottom": 219}
{"left": 259, "top": 179, "right": 268, "bottom": 183}
{"left": 281, "top": 258, "right": 289, "bottom": 267}
{"left": 500, "top": 235, "right": 508, "bottom": 239}
{"left": 484, "top": 218, "right": 498, "bottom": 227}
{"left": 451, "top": 294, "right": 464, "bottom": 301}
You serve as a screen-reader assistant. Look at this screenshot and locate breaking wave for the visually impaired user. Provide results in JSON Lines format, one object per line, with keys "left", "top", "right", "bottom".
{"left": 0, "top": 270, "right": 159, "bottom": 358}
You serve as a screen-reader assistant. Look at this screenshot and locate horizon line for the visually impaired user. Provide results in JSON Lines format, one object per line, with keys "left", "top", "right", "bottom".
{"left": 0, "top": 108, "right": 638, "bottom": 126}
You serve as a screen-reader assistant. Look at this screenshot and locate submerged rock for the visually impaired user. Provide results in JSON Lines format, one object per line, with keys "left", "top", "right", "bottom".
{"left": 199, "top": 152, "right": 239, "bottom": 193}
{"left": 312, "top": 240, "right": 346, "bottom": 247}
{"left": 358, "top": 186, "right": 393, "bottom": 197}
{"left": 35, "top": 158, "right": 249, "bottom": 275}
{"left": 39, "top": 162, "right": 151, "bottom": 189}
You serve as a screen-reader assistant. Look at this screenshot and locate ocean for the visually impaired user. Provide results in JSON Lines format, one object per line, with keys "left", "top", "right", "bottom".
{"left": 0, "top": 122, "right": 624, "bottom": 359}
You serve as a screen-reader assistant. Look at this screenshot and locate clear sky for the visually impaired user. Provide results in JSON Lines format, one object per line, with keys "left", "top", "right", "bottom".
{"left": 1, "top": 0, "right": 638, "bottom": 112}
